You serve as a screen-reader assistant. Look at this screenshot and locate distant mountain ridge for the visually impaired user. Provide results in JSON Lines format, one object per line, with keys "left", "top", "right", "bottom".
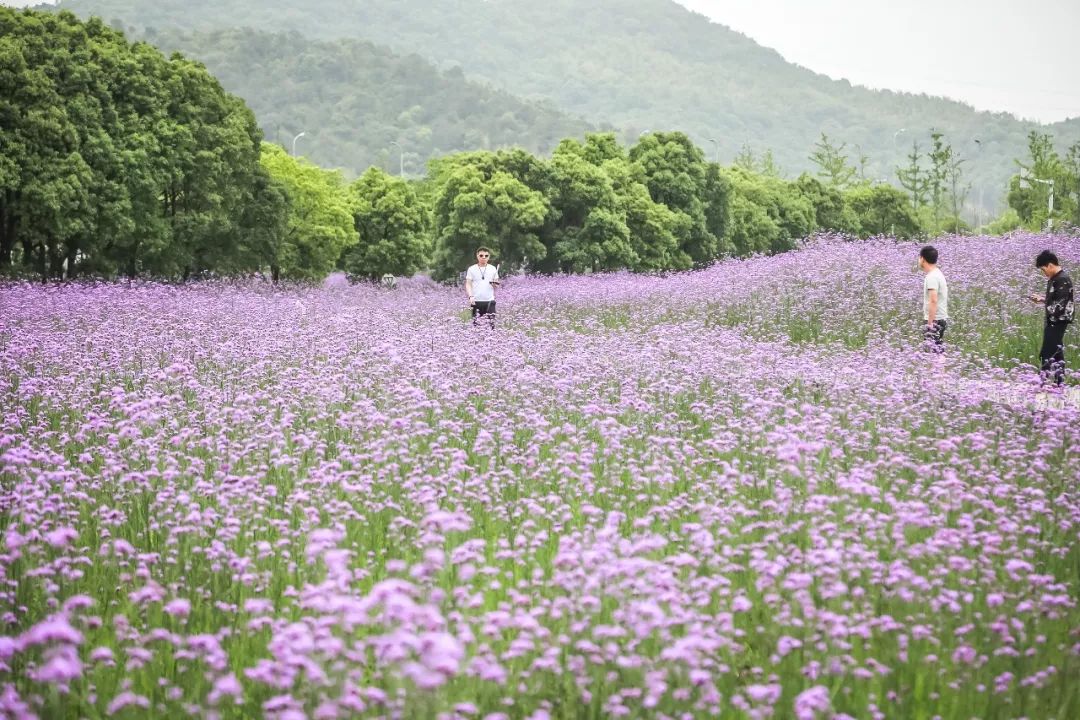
{"left": 135, "top": 28, "right": 594, "bottom": 177}
{"left": 56, "top": 0, "right": 1080, "bottom": 208}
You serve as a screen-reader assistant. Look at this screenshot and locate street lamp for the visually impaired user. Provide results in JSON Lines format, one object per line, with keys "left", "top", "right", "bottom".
{"left": 893, "top": 128, "right": 906, "bottom": 149}
{"left": 291, "top": 131, "right": 306, "bottom": 156}
{"left": 973, "top": 139, "right": 984, "bottom": 232}
{"left": 389, "top": 141, "right": 405, "bottom": 177}
{"left": 707, "top": 138, "right": 720, "bottom": 164}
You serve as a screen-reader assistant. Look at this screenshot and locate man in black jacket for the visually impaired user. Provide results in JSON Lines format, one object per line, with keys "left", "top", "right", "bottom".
{"left": 1029, "top": 250, "right": 1074, "bottom": 386}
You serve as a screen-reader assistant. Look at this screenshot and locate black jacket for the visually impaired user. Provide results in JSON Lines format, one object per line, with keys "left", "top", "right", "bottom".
{"left": 1045, "top": 269, "right": 1074, "bottom": 326}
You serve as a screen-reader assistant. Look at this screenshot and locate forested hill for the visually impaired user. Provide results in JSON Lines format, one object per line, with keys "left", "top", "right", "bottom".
{"left": 140, "top": 29, "right": 594, "bottom": 177}
{"left": 59, "top": 0, "right": 1078, "bottom": 203}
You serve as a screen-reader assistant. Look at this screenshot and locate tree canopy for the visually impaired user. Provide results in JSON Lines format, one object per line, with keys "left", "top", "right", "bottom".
{"left": 0, "top": 8, "right": 270, "bottom": 280}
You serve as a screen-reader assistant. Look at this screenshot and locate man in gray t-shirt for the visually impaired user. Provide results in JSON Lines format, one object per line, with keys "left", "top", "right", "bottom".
{"left": 919, "top": 245, "right": 948, "bottom": 351}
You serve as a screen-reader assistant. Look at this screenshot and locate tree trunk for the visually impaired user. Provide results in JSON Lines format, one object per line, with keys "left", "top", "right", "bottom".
{"left": 271, "top": 263, "right": 281, "bottom": 284}
{"left": 36, "top": 241, "right": 47, "bottom": 283}
{"left": 0, "top": 212, "right": 12, "bottom": 268}
{"left": 65, "top": 243, "right": 79, "bottom": 280}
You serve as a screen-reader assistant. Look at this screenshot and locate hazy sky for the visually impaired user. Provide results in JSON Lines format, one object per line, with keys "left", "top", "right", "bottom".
{"left": 676, "top": 0, "right": 1080, "bottom": 123}
{"left": 5, "top": 0, "right": 1078, "bottom": 122}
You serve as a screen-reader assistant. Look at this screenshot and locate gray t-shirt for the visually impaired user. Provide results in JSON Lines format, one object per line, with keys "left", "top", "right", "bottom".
{"left": 923, "top": 268, "right": 949, "bottom": 321}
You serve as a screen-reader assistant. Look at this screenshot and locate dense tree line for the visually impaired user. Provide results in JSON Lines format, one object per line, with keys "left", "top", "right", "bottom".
{"left": 0, "top": 9, "right": 270, "bottom": 279}
{"left": 60, "top": 0, "right": 1080, "bottom": 211}
{"left": 8, "top": 8, "right": 1063, "bottom": 289}
{"left": 425, "top": 131, "right": 920, "bottom": 281}
{"left": 0, "top": 9, "right": 432, "bottom": 283}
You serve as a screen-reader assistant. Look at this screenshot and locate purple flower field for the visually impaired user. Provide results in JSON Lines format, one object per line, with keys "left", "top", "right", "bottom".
{"left": 1, "top": 234, "right": 1078, "bottom": 719}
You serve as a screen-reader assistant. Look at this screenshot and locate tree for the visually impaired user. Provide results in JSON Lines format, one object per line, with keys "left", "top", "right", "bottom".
{"left": 946, "top": 153, "right": 969, "bottom": 233}
{"left": 794, "top": 174, "right": 858, "bottom": 234}
{"left": 260, "top": 143, "right": 355, "bottom": 282}
{"left": 547, "top": 141, "right": 636, "bottom": 272}
{"left": 927, "top": 131, "right": 954, "bottom": 232}
{"left": 809, "top": 133, "right": 856, "bottom": 190}
{"left": 341, "top": 167, "right": 429, "bottom": 281}
{"left": 629, "top": 131, "right": 718, "bottom": 264}
{"left": 429, "top": 150, "right": 550, "bottom": 280}
{"left": 1007, "top": 132, "right": 1078, "bottom": 230}
{"left": 0, "top": 8, "right": 275, "bottom": 280}
{"left": 845, "top": 184, "right": 921, "bottom": 238}
{"left": 896, "top": 141, "right": 929, "bottom": 213}
{"left": 725, "top": 167, "right": 815, "bottom": 254}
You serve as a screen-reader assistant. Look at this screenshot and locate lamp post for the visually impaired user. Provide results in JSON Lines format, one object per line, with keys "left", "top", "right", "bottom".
{"left": 291, "top": 131, "right": 306, "bottom": 156}
{"left": 973, "top": 139, "right": 983, "bottom": 232}
{"left": 893, "top": 128, "right": 906, "bottom": 149}
{"left": 389, "top": 141, "right": 404, "bottom": 177}
{"left": 707, "top": 138, "right": 721, "bottom": 164}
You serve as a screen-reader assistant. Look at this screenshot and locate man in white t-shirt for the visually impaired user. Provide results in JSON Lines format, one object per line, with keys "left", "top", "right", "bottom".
{"left": 919, "top": 245, "right": 949, "bottom": 352}
{"left": 465, "top": 246, "right": 500, "bottom": 327}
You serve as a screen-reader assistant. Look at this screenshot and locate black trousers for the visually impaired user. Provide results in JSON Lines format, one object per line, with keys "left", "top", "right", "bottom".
{"left": 472, "top": 300, "right": 496, "bottom": 327}
{"left": 1040, "top": 322, "right": 1068, "bottom": 385}
{"left": 923, "top": 319, "right": 947, "bottom": 351}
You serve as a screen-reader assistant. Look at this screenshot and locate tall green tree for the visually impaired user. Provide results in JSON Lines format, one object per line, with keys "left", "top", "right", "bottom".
{"left": 260, "top": 143, "right": 355, "bottom": 281}
{"left": 845, "top": 184, "right": 921, "bottom": 238}
{"left": 429, "top": 150, "right": 551, "bottom": 280}
{"left": 547, "top": 139, "right": 636, "bottom": 273}
{"left": 794, "top": 174, "right": 859, "bottom": 234}
{"left": 1007, "top": 132, "right": 1078, "bottom": 230}
{"left": 629, "top": 131, "right": 718, "bottom": 264}
{"left": 341, "top": 167, "right": 429, "bottom": 280}
{"left": 927, "top": 131, "right": 954, "bottom": 232}
{"left": 896, "top": 141, "right": 929, "bottom": 213}
{"left": 809, "top": 133, "right": 857, "bottom": 190}
{"left": 0, "top": 8, "right": 273, "bottom": 280}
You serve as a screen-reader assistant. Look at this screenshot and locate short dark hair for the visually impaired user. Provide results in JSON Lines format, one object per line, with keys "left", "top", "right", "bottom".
{"left": 476, "top": 246, "right": 492, "bottom": 256}
{"left": 1036, "top": 250, "right": 1059, "bottom": 268}
{"left": 920, "top": 246, "right": 938, "bottom": 265}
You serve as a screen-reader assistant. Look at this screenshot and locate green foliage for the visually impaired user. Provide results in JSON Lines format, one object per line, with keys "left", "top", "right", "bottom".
{"left": 896, "top": 141, "right": 930, "bottom": 212}
{"left": 809, "top": 133, "right": 857, "bottom": 190}
{"left": 985, "top": 208, "right": 1023, "bottom": 235}
{"left": 0, "top": 7, "right": 273, "bottom": 280}
{"left": 630, "top": 132, "right": 717, "bottom": 264}
{"left": 725, "top": 167, "right": 816, "bottom": 254}
{"left": 260, "top": 144, "right": 355, "bottom": 281}
{"left": 845, "top": 184, "right": 922, "bottom": 238}
{"left": 429, "top": 150, "right": 551, "bottom": 281}
{"left": 342, "top": 167, "right": 429, "bottom": 281}
{"left": 1007, "top": 132, "right": 1080, "bottom": 230}
{"left": 548, "top": 142, "right": 636, "bottom": 273}
{"left": 795, "top": 174, "right": 860, "bottom": 234}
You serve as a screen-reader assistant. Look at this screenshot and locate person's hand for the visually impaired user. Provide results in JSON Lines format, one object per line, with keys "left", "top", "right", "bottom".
{"left": 1029, "top": 293, "right": 1043, "bottom": 304}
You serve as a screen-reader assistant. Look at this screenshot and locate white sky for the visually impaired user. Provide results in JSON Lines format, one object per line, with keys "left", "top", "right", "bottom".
{"left": 676, "top": 0, "right": 1080, "bottom": 123}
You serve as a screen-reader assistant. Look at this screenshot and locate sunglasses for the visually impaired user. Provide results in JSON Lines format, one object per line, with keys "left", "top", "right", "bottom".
{"left": 478, "top": 254, "right": 490, "bottom": 258}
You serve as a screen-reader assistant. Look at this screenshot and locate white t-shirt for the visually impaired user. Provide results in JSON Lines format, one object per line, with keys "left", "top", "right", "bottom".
{"left": 467, "top": 263, "right": 499, "bottom": 302}
{"left": 923, "top": 268, "right": 949, "bottom": 321}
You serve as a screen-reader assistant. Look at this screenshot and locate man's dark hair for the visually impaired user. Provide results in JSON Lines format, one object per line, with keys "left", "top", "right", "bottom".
{"left": 920, "top": 246, "right": 938, "bottom": 265}
{"left": 1036, "top": 250, "right": 1059, "bottom": 268}
{"left": 476, "top": 246, "right": 492, "bottom": 256}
